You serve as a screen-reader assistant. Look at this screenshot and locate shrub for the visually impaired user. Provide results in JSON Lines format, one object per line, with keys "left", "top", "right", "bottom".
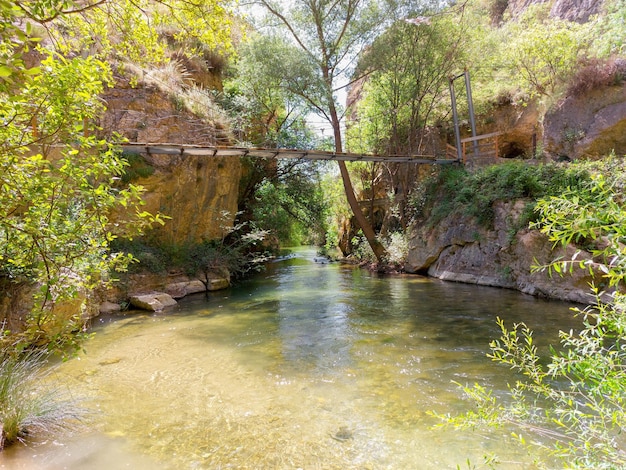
{"left": 567, "top": 57, "right": 626, "bottom": 97}
{"left": 120, "top": 152, "right": 155, "bottom": 184}
{"left": 410, "top": 162, "right": 591, "bottom": 228}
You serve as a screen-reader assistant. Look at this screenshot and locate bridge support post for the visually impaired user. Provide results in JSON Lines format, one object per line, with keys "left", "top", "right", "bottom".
{"left": 464, "top": 69, "right": 479, "bottom": 158}
{"left": 449, "top": 70, "right": 479, "bottom": 163}
{"left": 449, "top": 76, "right": 463, "bottom": 162}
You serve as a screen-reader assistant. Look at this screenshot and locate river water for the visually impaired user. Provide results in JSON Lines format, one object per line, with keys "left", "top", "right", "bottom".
{"left": 1, "top": 248, "right": 582, "bottom": 469}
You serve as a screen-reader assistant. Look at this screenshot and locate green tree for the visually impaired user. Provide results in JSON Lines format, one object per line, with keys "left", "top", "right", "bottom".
{"left": 48, "top": 0, "right": 235, "bottom": 65}
{"left": 0, "top": 52, "right": 164, "bottom": 350}
{"left": 590, "top": 0, "right": 626, "bottom": 57}
{"left": 351, "top": 11, "right": 466, "bottom": 155}
{"left": 254, "top": 0, "right": 389, "bottom": 262}
{"left": 500, "top": 5, "right": 589, "bottom": 98}
{"left": 251, "top": 161, "right": 328, "bottom": 245}
{"left": 222, "top": 34, "right": 318, "bottom": 148}
{"left": 0, "top": 1, "right": 176, "bottom": 351}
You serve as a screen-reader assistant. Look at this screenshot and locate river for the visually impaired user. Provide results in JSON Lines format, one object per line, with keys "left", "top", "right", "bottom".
{"left": 0, "top": 248, "right": 582, "bottom": 469}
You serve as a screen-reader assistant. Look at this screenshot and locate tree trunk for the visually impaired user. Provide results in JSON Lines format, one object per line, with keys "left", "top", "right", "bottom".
{"left": 329, "top": 102, "right": 387, "bottom": 263}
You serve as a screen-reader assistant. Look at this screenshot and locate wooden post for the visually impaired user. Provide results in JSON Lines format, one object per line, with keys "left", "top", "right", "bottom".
{"left": 495, "top": 134, "right": 499, "bottom": 161}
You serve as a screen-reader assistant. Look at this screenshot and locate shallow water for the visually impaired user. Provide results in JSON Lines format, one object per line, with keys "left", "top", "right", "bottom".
{"left": 1, "top": 248, "right": 582, "bottom": 469}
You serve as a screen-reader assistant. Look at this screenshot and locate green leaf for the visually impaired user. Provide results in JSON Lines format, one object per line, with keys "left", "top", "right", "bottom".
{"left": 0, "top": 66, "right": 13, "bottom": 78}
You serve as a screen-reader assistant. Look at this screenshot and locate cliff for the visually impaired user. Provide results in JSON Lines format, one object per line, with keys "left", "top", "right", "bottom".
{"left": 506, "top": 0, "right": 605, "bottom": 22}
{"left": 406, "top": 200, "right": 596, "bottom": 304}
{"left": 100, "top": 73, "right": 241, "bottom": 246}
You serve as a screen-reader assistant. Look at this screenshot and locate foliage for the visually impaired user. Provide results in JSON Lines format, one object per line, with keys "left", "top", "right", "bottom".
{"left": 532, "top": 157, "right": 626, "bottom": 286}
{"left": 49, "top": 0, "right": 234, "bottom": 66}
{"left": 237, "top": 156, "right": 328, "bottom": 246}
{"left": 185, "top": 213, "right": 270, "bottom": 283}
{"left": 221, "top": 34, "right": 319, "bottom": 148}
{"left": 254, "top": 0, "right": 394, "bottom": 262}
{"left": 120, "top": 152, "right": 156, "bottom": 184}
{"left": 498, "top": 5, "right": 589, "bottom": 98}
{"left": 321, "top": 167, "right": 352, "bottom": 251}
{"left": 437, "top": 156, "right": 626, "bottom": 469}
{"left": 590, "top": 0, "right": 626, "bottom": 57}
{"left": 0, "top": 348, "right": 83, "bottom": 449}
{"left": 113, "top": 211, "right": 270, "bottom": 284}
{"left": 566, "top": 57, "right": 626, "bottom": 97}
{"left": 349, "top": 9, "right": 467, "bottom": 155}
{"left": 0, "top": 0, "right": 49, "bottom": 94}
{"left": 349, "top": 230, "right": 409, "bottom": 266}
{"left": 410, "top": 161, "right": 591, "bottom": 227}
{"left": 0, "top": 51, "right": 165, "bottom": 351}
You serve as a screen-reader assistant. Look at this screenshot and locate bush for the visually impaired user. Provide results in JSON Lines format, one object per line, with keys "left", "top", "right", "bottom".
{"left": 567, "top": 57, "right": 626, "bottom": 97}
{"left": 410, "top": 162, "right": 591, "bottom": 228}
{"left": 111, "top": 216, "right": 271, "bottom": 283}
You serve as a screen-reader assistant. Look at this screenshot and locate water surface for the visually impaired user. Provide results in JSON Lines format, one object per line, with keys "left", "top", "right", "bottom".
{"left": 1, "top": 248, "right": 582, "bottom": 469}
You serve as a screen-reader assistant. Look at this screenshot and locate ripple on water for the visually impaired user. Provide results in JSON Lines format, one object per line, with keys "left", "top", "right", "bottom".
{"left": 1, "top": 249, "right": 577, "bottom": 469}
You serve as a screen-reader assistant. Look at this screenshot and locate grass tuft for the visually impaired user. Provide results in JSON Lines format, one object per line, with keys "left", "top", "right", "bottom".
{"left": 0, "top": 349, "right": 84, "bottom": 449}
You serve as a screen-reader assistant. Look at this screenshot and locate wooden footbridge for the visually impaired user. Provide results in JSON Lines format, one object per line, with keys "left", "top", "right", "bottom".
{"left": 120, "top": 142, "right": 458, "bottom": 164}
{"left": 119, "top": 136, "right": 502, "bottom": 165}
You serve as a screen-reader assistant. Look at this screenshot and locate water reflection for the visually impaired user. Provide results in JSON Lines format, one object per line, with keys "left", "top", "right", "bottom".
{"left": 0, "top": 248, "right": 582, "bottom": 469}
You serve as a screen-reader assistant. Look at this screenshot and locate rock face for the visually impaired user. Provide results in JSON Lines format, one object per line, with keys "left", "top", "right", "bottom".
{"left": 129, "top": 152, "right": 240, "bottom": 245}
{"left": 507, "top": 0, "right": 604, "bottom": 22}
{"left": 489, "top": 100, "right": 541, "bottom": 158}
{"left": 549, "top": 0, "right": 604, "bottom": 22}
{"left": 100, "top": 75, "right": 241, "bottom": 246}
{"left": 544, "top": 82, "right": 626, "bottom": 159}
{"left": 406, "top": 200, "right": 596, "bottom": 304}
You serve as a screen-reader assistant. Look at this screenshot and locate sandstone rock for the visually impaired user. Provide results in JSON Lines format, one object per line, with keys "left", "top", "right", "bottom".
{"left": 99, "top": 301, "right": 122, "bottom": 315}
{"left": 490, "top": 101, "right": 541, "bottom": 158}
{"left": 208, "top": 278, "right": 230, "bottom": 291}
{"left": 165, "top": 280, "right": 211, "bottom": 298}
{"left": 544, "top": 83, "right": 626, "bottom": 159}
{"left": 407, "top": 200, "right": 598, "bottom": 303}
{"left": 129, "top": 293, "right": 177, "bottom": 312}
{"left": 100, "top": 76, "right": 241, "bottom": 247}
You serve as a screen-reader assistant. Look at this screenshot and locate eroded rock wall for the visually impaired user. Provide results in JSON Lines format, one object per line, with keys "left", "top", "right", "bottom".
{"left": 507, "top": 0, "right": 604, "bottom": 22}
{"left": 100, "top": 75, "right": 241, "bottom": 246}
{"left": 406, "top": 200, "right": 596, "bottom": 303}
{"left": 544, "top": 82, "right": 626, "bottom": 159}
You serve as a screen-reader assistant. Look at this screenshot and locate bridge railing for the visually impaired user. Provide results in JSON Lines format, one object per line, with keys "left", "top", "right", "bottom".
{"left": 460, "top": 131, "right": 503, "bottom": 166}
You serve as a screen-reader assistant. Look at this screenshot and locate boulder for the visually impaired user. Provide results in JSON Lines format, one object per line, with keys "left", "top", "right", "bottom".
{"left": 208, "top": 278, "right": 230, "bottom": 291}
{"left": 99, "top": 301, "right": 122, "bottom": 315}
{"left": 129, "top": 292, "right": 178, "bottom": 312}
{"left": 506, "top": 0, "right": 605, "bottom": 22}
{"left": 166, "top": 280, "right": 208, "bottom": 298}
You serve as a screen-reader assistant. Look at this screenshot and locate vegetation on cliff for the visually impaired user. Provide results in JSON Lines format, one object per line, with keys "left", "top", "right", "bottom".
{"left": 410, "top": 161, "right": 592, "bottom": 228}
